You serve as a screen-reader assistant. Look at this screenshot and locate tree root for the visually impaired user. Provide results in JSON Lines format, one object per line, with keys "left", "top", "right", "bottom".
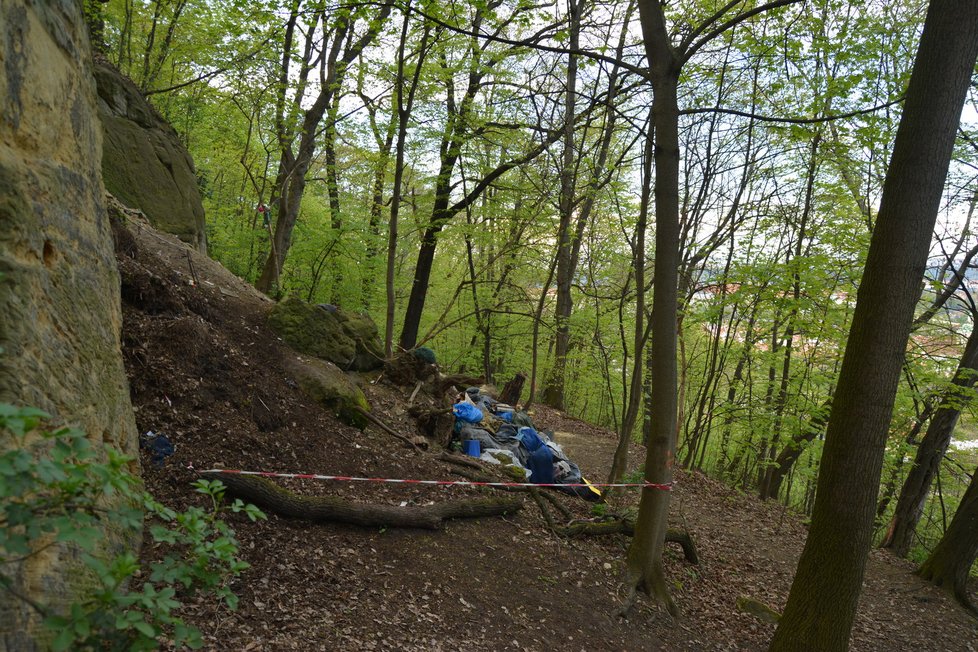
{"left": 354, "top": 407, "right": 422, "bottom": 452}
{"left": 620, "top": 565, "right": 680, "bottom": 619}
{"left": 438, "top": 458, "right": 698, "bottom": 565}
{"left": 437, "top": 451, "right": 483, "bottom": 470}
{"left": 213, "top": 472, "right": 523, "bottom": 530}
{"left": 559, "top": 520, "right": 698, "bottom": 564}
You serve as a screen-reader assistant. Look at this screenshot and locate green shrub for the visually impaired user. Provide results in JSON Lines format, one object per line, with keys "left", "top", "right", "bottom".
{"left": 0, "top": 403, "right": 264, "bottom": 651}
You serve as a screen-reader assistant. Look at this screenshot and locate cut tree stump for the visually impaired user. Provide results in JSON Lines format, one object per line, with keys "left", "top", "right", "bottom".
{"left": 499, "top": 372, "right": 526, "bottom": 406}
{"left": 212, "top": 472, "right": 523, "bottom": 530}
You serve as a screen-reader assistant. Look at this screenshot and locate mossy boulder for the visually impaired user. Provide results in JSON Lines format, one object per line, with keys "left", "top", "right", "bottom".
{"left": 268, "top": 297, "right": 384, "bottom": 371}
{"left": 284, "top": 357, "right": 370, "bottom": 429}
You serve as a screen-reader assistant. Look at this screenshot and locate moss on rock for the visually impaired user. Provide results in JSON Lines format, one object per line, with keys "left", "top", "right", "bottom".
{"left": 268, "top": 297, "right": 384, "bottom": 371}
{"left": 284, "top": 357, "right": 370, "bottom": 429}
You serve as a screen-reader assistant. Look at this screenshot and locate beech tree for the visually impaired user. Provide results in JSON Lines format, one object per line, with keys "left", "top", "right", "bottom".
{"left": 623, "top": 0, "right": 803, "bottom": 616}
{"left": 770, "top": 0, "right": 978, "bottom": 648}
{"left": 396, "top": 0, "right": 562, "bottom": 350}
{"left": 917, "top": 463, "right": 978, "bottom": 613}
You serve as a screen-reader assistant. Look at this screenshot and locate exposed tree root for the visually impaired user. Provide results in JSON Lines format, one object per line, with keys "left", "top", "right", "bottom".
{"left": 620, "top": 564, "right": 680, "bottom": 619}
{"left": 409, "top": 406, "right": 454, "bottom": 447}
{"left": 437, "top": 451, "right": 483, "bottom": 470}
{"left": 560, "top": 520, "right": 698, "bottom": 563}
{"left": 213, "top": 472, "right": 523, "bottom": 530}
{"left": 916, "top": 564, "right": 978, "bottom": 618}
{"left": 529, "top": 488, "right": 558, "bottom": 530}
{"left": 498, "top": 372, "right": 526, "bottom": 406}
{"left": 433, "top": 373, "right": 485, "bottom": 396}
{"left": 353, "top": 407, "right": 422, "bottom": 451}
{"left": 438, "top": 458, "right": 699, "bottom": 565}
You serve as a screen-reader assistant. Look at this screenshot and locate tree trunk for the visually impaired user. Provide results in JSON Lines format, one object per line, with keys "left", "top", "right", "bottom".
{"left": 499, "top": 372, "right": 527, "bottom": 406}
{"left": 770, "top": 2, "right": 978, "bottom": 649}
{"left": 256, "top": 5, "right": 390, "bottom": 295}
{"left": 541, "top": 0, "right": 580, "bottom": 410}
{"left": 623, "top": 0, "right": 680, "bottom": 617}
{"left": 916, "top": 467, "right": 978, "bottom": 613}
{"left": 881, "top": 322, "right": 978, "bottom": 556}
{"left": 759, "top": 132, "right": 820, "bottom": 500}
{"left": 761, "top": 398, "right": 832, "bottom": 502}
{"left": 608, "top": 107, "right": 651, "bottom": 487}
{"left": 385, "top": 10, "right": 430, "bottom": 356}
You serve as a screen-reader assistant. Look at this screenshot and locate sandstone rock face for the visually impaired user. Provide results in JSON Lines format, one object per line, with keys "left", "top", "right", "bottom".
{"left": 269, "top": 297, "right": 386, "bottom": 372}
{"left": 94, "top": 61, "right": 207, "bottom": 252}
{"left": 0, "top": 2, "right": 137, "bottom": 649}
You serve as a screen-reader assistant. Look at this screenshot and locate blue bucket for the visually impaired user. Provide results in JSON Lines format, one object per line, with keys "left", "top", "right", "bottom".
{"left": 463, "top": 440, "right": 481, "bottom": 458}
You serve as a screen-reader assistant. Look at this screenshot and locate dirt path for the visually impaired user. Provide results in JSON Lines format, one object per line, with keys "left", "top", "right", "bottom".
{"left": 545, "top": 408, "right": 978, "bottom": 651}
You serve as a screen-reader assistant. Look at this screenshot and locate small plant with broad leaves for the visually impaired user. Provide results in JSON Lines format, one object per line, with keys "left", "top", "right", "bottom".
{"left": 0, "top": 403, "right": 264, "bottom": 650}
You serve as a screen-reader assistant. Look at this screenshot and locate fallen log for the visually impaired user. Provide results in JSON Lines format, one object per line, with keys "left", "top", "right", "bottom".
{"left": 213, "top": 472, "right": 523, "bottom": 530}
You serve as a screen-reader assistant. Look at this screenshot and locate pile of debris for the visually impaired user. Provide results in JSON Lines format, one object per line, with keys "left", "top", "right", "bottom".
{"left": 450, "top": 386, "right": 601, "bottom": 500}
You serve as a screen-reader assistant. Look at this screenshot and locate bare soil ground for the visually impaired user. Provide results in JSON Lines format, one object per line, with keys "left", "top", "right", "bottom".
{"left": 115, "top": 214, "right": 978, "bottom": 651}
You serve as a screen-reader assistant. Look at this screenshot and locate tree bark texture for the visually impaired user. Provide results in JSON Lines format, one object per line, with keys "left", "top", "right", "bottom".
{"left": 770, "top": 2, "right": 978, "bottom": 649}
{"left": 215, "top": 473, "right": 523, "bottom": 530}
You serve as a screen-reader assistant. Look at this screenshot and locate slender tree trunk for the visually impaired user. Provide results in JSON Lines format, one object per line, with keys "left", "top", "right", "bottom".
{"left": 525, "top": 253, "right": 560, "bottom": 410}
{"left": 608, "top": 112, "right": 652, "bottom": 487}
{"left": 770, "top": 2, "right": 978, "bottom": 648}
{"left": 385, "top": 9, "right": 429, "bottom": 356}
{"left": 256, "top": 5, "right": 390, "bottom": 295}
{"left": 759, "top": 133, "right": 820, "bottom": 500}
{"left": 362, "top": 93, "right": 396, "bottom": 311}
{"left": 762, "top": 398, "right": 832, "bottom": 501}
{"left": 881, "top": 322, "right": 978, "bottom": 556}
{"left": 542, "top": 0, "right": 580, "bottom": 410}
{"left": 623, "top": 0, "right": 680, "bottom": 616}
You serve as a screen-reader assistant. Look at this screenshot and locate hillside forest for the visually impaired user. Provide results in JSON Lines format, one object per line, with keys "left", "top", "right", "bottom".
{"left": 78, "top": 0, "right": 978, "bottom": 647}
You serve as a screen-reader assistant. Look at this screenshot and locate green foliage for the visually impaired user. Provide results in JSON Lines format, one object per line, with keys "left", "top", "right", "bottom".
{"left": 0, "top": 404, "right": 264, "bottom": 651}
{"left": 622, "top": 468, "right": 646, "bottom": 486}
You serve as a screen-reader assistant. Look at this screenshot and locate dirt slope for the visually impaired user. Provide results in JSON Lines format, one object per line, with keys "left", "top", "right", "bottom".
{"left": 115, "top": 214, "right": 978, "bottom": 651}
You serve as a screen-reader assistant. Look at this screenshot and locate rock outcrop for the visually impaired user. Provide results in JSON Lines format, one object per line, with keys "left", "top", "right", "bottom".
{"left": 94, "top": 60, "right": 207, "bottom": 252}
{"left": 283, "top": 357, "right": 371, "bottom": 429}
{"left": 0, "top": 2, "right": 137, "bottom": 649}
{"left": 269, "top": 297, "right": 386, "bottom": 372}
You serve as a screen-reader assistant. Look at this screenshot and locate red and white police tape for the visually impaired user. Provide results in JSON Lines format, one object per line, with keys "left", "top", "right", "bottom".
{"left": 196, "top": 467, "right": 673, "bottom": 491}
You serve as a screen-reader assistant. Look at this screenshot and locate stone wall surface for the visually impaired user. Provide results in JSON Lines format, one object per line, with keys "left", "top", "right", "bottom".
{"left": 0, "top": 1, "right": 137, "bottom": 649}
{"left": 95, "top": 60, "right": 207, "bottom": 252}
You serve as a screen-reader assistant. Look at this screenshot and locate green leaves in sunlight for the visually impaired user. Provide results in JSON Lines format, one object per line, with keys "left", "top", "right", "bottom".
{"left": 0, "top": 403, "right": 265, "bottom": 651}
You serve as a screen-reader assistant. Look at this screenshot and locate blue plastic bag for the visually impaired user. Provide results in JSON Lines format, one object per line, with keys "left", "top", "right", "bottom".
{"left": 453, "top": 402, "right": 484, "bottom": 423}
